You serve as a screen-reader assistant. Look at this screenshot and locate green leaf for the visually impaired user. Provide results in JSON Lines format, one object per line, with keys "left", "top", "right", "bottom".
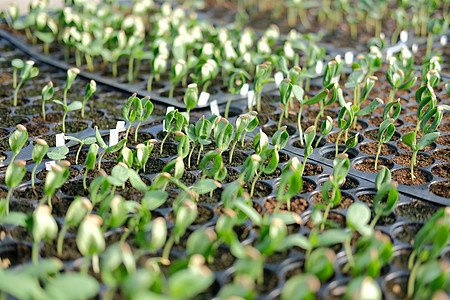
{"left": 47, "top": 146, "right": 69, "bottom": 160}
{"left": 67, "top": 101, "right": 82, "bottom": 112}
{"left": 401, "top": 132, "right": 416, "bottom": 150}
{"left": 192, "top": 179, "right": 219, "bottom": 194}
{"left": 46, "top": 273, "right": 99, "bottom": 300}
{"left": 282, "top": 274, "right": 319, "bottom": 300}
{"left": 142, "top": 190, "right": 168, "bottom": 210}
{"left": 168, "top": 268, "right": 214, "bottom": 299}
{"left": 418, "top": 132, "right": 439, "bottom": 150}
{"left": 0, "top": 212, "right": 28, "bottom": 226}
{"left": 0, "top": 270, "right": 46, "bottom": 299}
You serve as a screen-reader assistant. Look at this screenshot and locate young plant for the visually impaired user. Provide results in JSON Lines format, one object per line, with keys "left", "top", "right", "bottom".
{"left": 77, "top": 215, "right": 105, "bottom": 274}
{"left": 281, "top": 274, "right": 320, "bottom": 300}
{"left": 13, "top": 60, "right": 39, "bottom": 106}
{"left": 83, "top": 143, "right": 99, "bottom": 190}
{"left": 252, "top": 63, "right": 273, "bottom": 112}
{"left": 300, "top": 126, "right": 315, "bottom": 177}
{"left": 229, "top": 112, "right": 258, "bottom": 164}
{"left": 275, "top": 157, "right": 303, "bottom": 212}
{"left": 4, "top": 160, "right": 26, "bottom": 214}
{"left": 64, "top": 135, "right": 96, "bottom": 165}
{"left": 315, "top": 116, "right": 333, "bottom": 148}
{"left": 31, "top": 139, "right": 49, "bottom": 189}
{"left": 160, "top": 109, "right": 189, "bottom": 155}
{"left": 277, "top": 78, "right": 293, "bottom": 129}
{"left": 334, "top": 102, "right": 355, "bottom": 157}
{"left": 43, "top": 161, "right": 70, "bottom": 208}
{"left": 95, "top": 126, "right": 127, "bottom": 170}
{"left": 374, "top": 118, "right": 395, "bottom": 171}
{"left": 147, "top": 54, "right": 168, "bottom": 92}
{"left": 370, "top": 168, "right": 399, "bottom": 228}
{"left": 134, "top": 96, "right": 154, "bottom": 143}
{"left": 319, "top": 154, "right": 350, "bottom": 230}
{"left": 11, "top": 58, "right": 23, "bottom": 89}
{"left": 81, "top": 80, "right": 96, "bottom": 118}
{"left": 199, "top": 149, "right": 227, "bottom": 182}
{"left": 386, "top": 58, "right": 417, "bottom": 104}
{"left": 169, "top": 59, "right": 188, "bottom": 99}
{"left": 184, "top": 83, "right": 199, "bottom": 115}
{"left": 224, "top": 71, "right": 250, "bottom": 118}
{"left": 191, "top": 59, "right": 219, "bottom": 93}
{"left": 62, "top": 68, "right": 80, "bottom": 107}
{"left": 407, "top": 207, "right": 450, "bottom": 299}
{"left": 57, "top": 197, "right": 92, "bottom": 256}
{"left": 41, "top": 81, "right": 54, "bottom": 121}
{"left": 186, "top": 116, "right": 212, "bottom": 168}
{"left": 47, "top": 146, "right": 69, "bottom": 162}
{"left": 9, "top": 124, "right": 28, "bottom": 163}
{"left": 31, "top": 205, "right": 58, "bottom": 264}
{"left": 52, "top": 98, "right": 82, "bottom": 133}
{"left": 426, "top": 18, "right": 448, "bottom": 56}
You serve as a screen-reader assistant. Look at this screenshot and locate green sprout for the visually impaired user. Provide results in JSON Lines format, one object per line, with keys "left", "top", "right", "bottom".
{"left": 31, "top": 205, "right": 58, "bottom": 264}
{"left": 229, "top": 112, "right": 258, "bottom": 164}
{"left": 63, "top": 68, "right": 80, "bottom": 107}
{"left": 184, "top": 83, "right": 199, "bottom": 115}
{"left": 278, "top": 78, "right": 293, "bottom": 129}
{"left": 41, "top": 81, "right": 54, "bottom": 121}
{"left": 77, "top": 215, "right": 105, "bottom": 274}
{"left": 81, "top": 80, "right": 96, "bottom": 118}
{"left": 43, "top": 161, "right": 70, "bottom": 208}
{"left": 31, "top": 138, "right": 49, "bottom": 189}
{"left": 83, "top": 143, "right": 99, "bottom": 190}
{"left": 9, "top": 124, "right": 28, "bottom": 163}
{"left": 52, "top": 98, "right": 82, "bottom": 134}
{"left": 160, "top": 109, "right": 189, "bottom": 155}
{"left": 275, "top": 157, "right": 303, "bottom": 212}
{"left": 186, "top": 116, "right": 212, "bottom": 168}
{"left": 4, "top": 160, "right": 27, "bottom": 215}
{"left": 64, "top": 135, "right": 96, "bottom": 165}
{"left": 13, "top": 60, "right": 39, "bottom": 106}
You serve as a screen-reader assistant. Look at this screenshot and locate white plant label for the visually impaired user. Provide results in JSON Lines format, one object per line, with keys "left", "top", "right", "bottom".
{"left": 210, "top": 99, "right": 220, "bottom": 116}
{"left": 116, "top": 121, "right": 126, "bottom": 132}
{"left": 440, "top": 35, "right": 447, "bottom": 46}
{"left": 315, "top": 60, "right": 324, "bottom": 74}
{"left": 198, "top": 92, "right": 210, "bottom": 107}
{"left": 400, "top": 30, "right": 408, "bottom": 42}
{"left": 240, "top": 83, "right": 249, "bottom": 96}
{"left": 344, "top": 51, "right": 353, "bottom": 65}
{"left": 56, "top": 133, "right": 65, "bottom": 147}
{"left": 274, "top": 72, "right": 284, "bottom": 87}
{"left": 109, "top": 129, "right": 119, "bottom": 147}
{"left": 163, "top": 106, "right": 175, "bottom": 132}
{"left": 247, "top": 90, "right": 256, "bottom": 109}
{"left": 411, "top": 43, "right": 418, "bottom": 53}
{"left": 45, "top": 161, "right": 56, "bottom": 171}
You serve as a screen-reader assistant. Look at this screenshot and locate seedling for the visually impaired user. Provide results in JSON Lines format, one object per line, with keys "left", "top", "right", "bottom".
{"left": 191, "top": 59, "right": 219, "bottom": 93}
{"left": 277, "top": 78, "right": 293, "bottom": 129}
{"left": 335, "top": 102, "right": 355, "bottom": 157}
{"left": 57, "top": 197, "right": 92, "bottom": 256}
{"left": 315, "top": 116, "right": 333, "bottom": 148}
{"left": 147, "top": 54, "right": 168, "bottom": 91}
{"left": 252, "top": 63, "right": 273, "bottom": 112}
{"left": 13, "top": 60, "right": 39, "bottom": 106}
{"left": 95, "top": 126, "right": 127, "bottom": 170}
{"left": 4, "top": 160, "right": 26, "bottom": 214}
{"left": 224, "top": 71, "right": 250, "bottom": 118}
{"left": 11, "top": 58, "right": 23, "bottom": 89}
{"left": 371, "top": 168, "right": 398, "bottom": 228}
{"left": 229, "top": 112, "right": 258, "bottom": 164}
{"left": 31, "top": 205, "right": 58, "bottom": 264}
{"left": 77, "top": 215, "right": 105, "bottom": 274}
{"left": 374, "top": 118, "right": 395, "bottom": 171}
{"left": 281, "top": 274, "right": 320, "bottom": 300}
{"left": 186, "top": 116, "right": 212, "bottom": 168}
{"left": 319, "top": 154, "right": 350, "bottom": 230}
{"left": 346, "top": 277, "right": 382, "bottom": 300}
{"left": 160, "top": 109, "right": 189, "bottom": 155}
{"left": 9, "top": 124, "right": 28, "bottom": 163}
{"left": 31, "top": 139, "right": 49, "bottom": 189}
{"left": 63, "top": 68, "right": 80, "bottom": 106}
{"left": 41, "top": 81, "right": 54, "bottom": 121}
{"left": 169, "top": 59, "right": 188, "bottom": 99}
{"left": 47, "top": 146, "right": 69, "bottom": 162}
{"left": 52, "top": 98, "right": 82, "bottom": 133}
{"left": 81, "top": 80, "right": 96, "bottom": 118}
{"left": 83, "top": 143, "right": 99, "bottom": 190}
{"left": 43, "top": 161, "right": 70, "bottom": 207}
{"left": 199, "top": 149, "right": 227, "bottom": 182}
{"left": 275, "top": 157, "right": 303, "bottom": 212}
{"left": 300, "top": 126, "right": 315, "bottom": 177}
{"left": 135, "top": 96, "right": 154, "bottom": 143}
{"left": 64, "top": 135, "right": 96, "bottom": 165}
{"left": 386, "top": 57, "right": 417, "bottom": 104}
{"left": 426, "top": 18, "right": 448, "bottom": 56}
{"left": 184, "top": 83, "right": 198, "bottom": 115}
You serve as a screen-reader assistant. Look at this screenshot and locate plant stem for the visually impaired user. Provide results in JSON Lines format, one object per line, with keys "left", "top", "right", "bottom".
{"left": 188, "top": 142, "right": 197, "bottom": 169}
{"left": 169, "top": 84, "right": 175, "bottom": 99}
{"left": 47, "top": 195, "right": 52, "bottom": 209}
{"left": 32, "top": 241, "right": 39, "bottom": 264}
{"left": 42, "top": 100, "right": 47, "bottom": 121}
{"left": 335, "top": 131, "right": 343, "bottom": 157}
{"left": 135, "top": 122, "right": 142, "bottom": 143}
{"left": 13, "top": 69, "right": 17, "bottom": 89}
{"left": 112, "top": 61, "right": 118, "bottom": 78}
{"left": 98, "top": 152, "right": 106, "bottom": 170}
{"left": 256, "top": 91, "right": 262, "bottom": 112}
{"left": 315, "top": 136, "right": 323, "bottom": 148}
{"left": 241, "top": 132, "right": 247, "bottom": 148}
{"left": 85, "top": 54, "right": 93, "bottom": 72}
{"left": 224, "top": 94, "right": 233, "bottom": 119}
{"left": 147, "top": 75, "right": 154, "bottom": 92}
{"left": 278, "top": 106, "right": 285, "bottom": 130}
{"left": 320, "top": 204, "right": 332, "bottom": 231}
{"left": 75, "top": 50, "right": 81, "bottom": 67}
{"left": 197, "top": 145, "right": 203, "bottom": 165}
{"left": 388, "top": 88, "right": 396, "bottom": 105}
{"left": 426, "top": 33, "right": 433, "bottom": 56}
{"left": 407, "top": 261, "right": 420, "bottom": 298}
{"left": 314, "top": 101, "right": 324, "bottom": 130}
{"left": 13, "top": 81, "right": 22, "bottom": 106}
{"left": 162, "top": 235, "right": 175, "bottom": 261}
{"left": 160, "top": 132, "right": 170, "bottom": 155}
{"left": 411, "top": 150, "right": 418, "bottom": 180}
{"left": 31, "top": 163, "right": 39, "bottom": 189}
{"left": 229, "top": 141, "right": 238, "bottom": 164}
{"left": 344, "top": 238, "right": 354, "bottom": 270}
{"left": 298, "top": 105, "right": 304, "bottom": 146}
{"left": 5, "top": 188, "right": 12, "bottom": 215}
{"left": 75, "top": 145, "right": 83, "bottom": 165}
{"left": 370, "top": 214, "right": 380, "bottom": 228}
{"left": 92, "top": 254, "right": 100, "bottom": 273}
{"left": 83, "top": 171, "right": 89, "bottom": 190}
{"left": 62, "top": 111, "right": 67, "bottom": 133}
{"left": 125, "top": 123, "right": 132, "bottom": 141}
{"left": 250, "top": 172, "right": 261, "bottom": 197}
{"left": 202, "top": 81, "right": 210, "bottom": 94}
{"left": 57, "top": 224, "right": 69, "bottom": 256}
{"left": 80, "top": 256, "right": 89, "bottom": 275}
{"left": 374, "top": 142, "right": 382, "bottom": 171}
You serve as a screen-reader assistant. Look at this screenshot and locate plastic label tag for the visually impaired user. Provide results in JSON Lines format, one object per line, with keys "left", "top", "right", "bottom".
{"left": 344, "top": 51, "right": 353, "bottom": 65}
{"left": 274, "top": 72, "right": 284, "bottom": 87}
{"left": 198, "top": 92, "right": 210, "bottom": 107}
{"left": 163, "top": 106, "right": 175, "bottom": 132}
{"left": 109, "top": 129, "right": 119, "bottom": 147}
{"left": 45, "top": 161, "right": 56, "bottom": 171}
{"left": 247, "top": 90, "right": 255, "bottom": 109}
{"left": 240, "top": 83, "right": 249, "bottom": 96}
{"left": 210, "top": 99, "right": 220, "bottom": 116}
{"left": 440, "top": 35, "right": 447, "bottom": 46}
{"left": 116, "top": 121, "right": 126, "bottom": 132}
{"left": 56, "top": 133, "right": 65, "bottom": 147}
{"left": 400, "top": 31, "right": 408, "bottom": 42}
{"left": 315, "top": 60, "right": 323, "bottom": 74}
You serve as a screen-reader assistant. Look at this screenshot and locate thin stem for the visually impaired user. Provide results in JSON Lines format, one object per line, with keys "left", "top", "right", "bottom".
{"left": 250, "top": 172, "right": 261, "bottom": 197}
{"left": 160, "top": 132, "right": 170, "bottom": 155}
{"left": 374, "top": 142, "right": 382, "bottom": 171}
{"left": 98, "top": 152, "right": 106, "bottom": 170}
{"left": 135, "top": 122, "right": 142, "bottom": 143}
{"left": 320, "top": 204, "right": 332, "bottom": 231}
{"left": 75, "top": 50, "right": 81, "bottom": 67}
{"left": 13, "top": 81, "right": 22, "bottom": 106}
{"left": 83, "top": 170, "right": 89, "bottom": 190}
{"left": 426, "top": 33, "right": 433, "bottom": 57}
{"left": 162, "top": 235, "right": 175, "bottom": 261}
{"left": 241, "top": 132, "right": 247, "bottom": 148}
{"left": 147, "top": 75, "right": 154, "bottom": 92}
{"left": 13, "top": 69, "right": 17, "bottom": 89}
{"left": 188, "top": 142, "right": 197, "bottom": 169}
{"left": 224, "top": 94, "right": 233, "bottom": 119}
{"left": 313, "top": 101, "right": 324, "bottom": 130}
{"left": 202, "top": 81, "right": 211, "bottom": 94}
{"left": 85, "top": 54, "right": 93, "bottom": 72}
{"left": 388, "top": 88, "right": 396, "bottom": 105}
{"left": 5, "top": 189, "right": 12, "bottom": 215}
{"left": 315, "top": 136, "right": 323, "bottom": 148}
{"left": 335, "top": 131, "right": 343, "bottom": 157}
{"left": 92, "top": 254, "right": 100, "bottom": 273}
{"left": 256, "top": 91, "right": 262, "bottom": 112}
{"left": 411, "top": 150, "right": 418, "bottom": 180}
{"left": 62, "top": 111, "right": 67, "bottom": 133}
{"left": 229, "top": 141, "right": 238, "bottom": 164}
{"left": 32, "top": 241, "right": 39, "bottom": 264}
{"left": 344, "top": 238, "right": 354, "bottom": 270}
{"left": 57, "top": 224, "right": 69, "bottom": 256}
{"left": 47, "top": 195, "right": 52, "bottom": 209}
{"left": 169, "top": 84, "right": 175, "bottom": 99}
{"left": 76, "top": 145, "right": 83, "bottom": 165}
{"left": 31, "top": 163, "right": 39, "bottom": 189}
{"left": 298, "top": 105, "right": 304, "bottom": 146}
{"left": 197, "top": 144, "right": 203, "bottom": 165}
{"left": 125, "top": 123, "right": 132, "bottom": 141}
{"left": 370, "top": 214, "right": 380, "bottom": 228}
{"left": 112, "top": 61, "right": 118, "bottom": 78}
{"left": 407, "top": 261, "right": 420, "bottom": 298}
{"left": 278, "top": 106, "right": 285, "bottom": 130}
